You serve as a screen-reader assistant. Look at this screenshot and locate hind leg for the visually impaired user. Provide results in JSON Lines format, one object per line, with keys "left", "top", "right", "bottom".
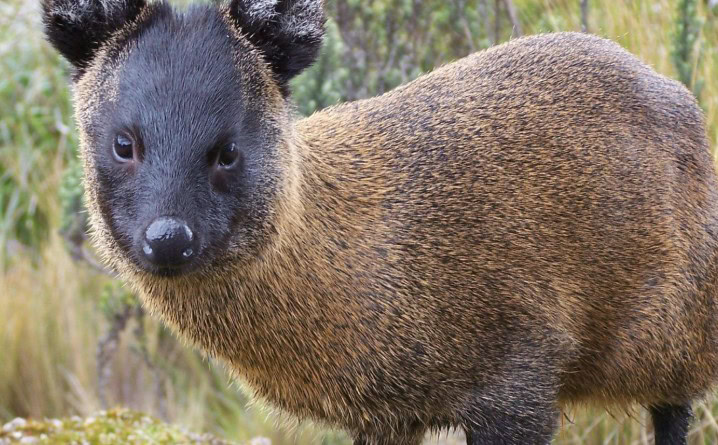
{"left": 650, "top": 404, "right": 692, "bottom": 445}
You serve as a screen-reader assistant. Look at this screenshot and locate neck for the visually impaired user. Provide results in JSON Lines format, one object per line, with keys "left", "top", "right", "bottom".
{"left": 133, "top": 119, "right": 402, "bottom": 422}
{"left": 134, "top": 125, "right": 374, "bottom": 360}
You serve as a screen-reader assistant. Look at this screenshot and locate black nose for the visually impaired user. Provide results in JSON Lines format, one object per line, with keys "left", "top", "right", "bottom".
{"left": 142, "top": 217, "right": 198, "bottom": 268}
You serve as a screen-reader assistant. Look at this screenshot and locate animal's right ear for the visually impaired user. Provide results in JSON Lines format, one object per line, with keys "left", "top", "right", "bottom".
{"left": 41, "top": 0, "right": 147, "bottom": 74}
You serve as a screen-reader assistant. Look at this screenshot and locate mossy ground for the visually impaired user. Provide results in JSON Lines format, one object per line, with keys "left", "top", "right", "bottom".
{"left": 0, "top": 409, "right": 238, "bottom": 445}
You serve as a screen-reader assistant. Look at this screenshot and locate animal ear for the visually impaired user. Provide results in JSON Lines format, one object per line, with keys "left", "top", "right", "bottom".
{"left": 228, "top": 0, "right": 326, "bottom": 95}
{"left": 41, "top": 0, "right": 147, "bottom": 74}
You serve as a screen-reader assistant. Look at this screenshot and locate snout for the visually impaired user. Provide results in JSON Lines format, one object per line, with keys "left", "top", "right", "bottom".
{"left": 141, "top": 217, "right": 200, "bottom": 271}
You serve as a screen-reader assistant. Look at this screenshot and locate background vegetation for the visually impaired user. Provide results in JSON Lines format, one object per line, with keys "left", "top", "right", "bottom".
{"left": 1, "top": 0, "right": 717, "bottom": 443}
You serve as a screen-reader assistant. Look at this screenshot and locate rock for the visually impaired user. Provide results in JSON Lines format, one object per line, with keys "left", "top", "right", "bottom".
{"left": 2, "top": 418, "right": 27, "bottom": 433}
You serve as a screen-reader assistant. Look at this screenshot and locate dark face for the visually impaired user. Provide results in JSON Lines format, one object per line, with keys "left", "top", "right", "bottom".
{"left": 43, "top": 0, "right": 325, "bottom": 277}
{"left": 89, "top": 6, "right": 280, "bottom": 276}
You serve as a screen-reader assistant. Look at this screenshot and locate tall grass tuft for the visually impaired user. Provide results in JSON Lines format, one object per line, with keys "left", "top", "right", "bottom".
{"left": 0, "top": 1, "right": 73, "bottom": 264}
{"left": 671, "top": 0, "right": 705, "bottom": 102}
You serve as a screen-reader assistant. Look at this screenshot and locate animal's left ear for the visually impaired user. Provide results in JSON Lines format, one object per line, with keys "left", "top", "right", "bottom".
{"left": 228, "top": 0, "right": 326, "bottom": 95}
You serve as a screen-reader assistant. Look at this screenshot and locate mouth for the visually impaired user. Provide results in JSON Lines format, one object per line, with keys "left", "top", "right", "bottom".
{"left": 132, "top": 252, "right": 203, "bottom": 278}
{"left": 150, "top": 265, "right": 190, "bottom": 278}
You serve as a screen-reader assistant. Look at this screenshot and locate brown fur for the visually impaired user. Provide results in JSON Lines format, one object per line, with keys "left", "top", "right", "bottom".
{"left": 79, "top": 31, "right": 718, "bottom": 443}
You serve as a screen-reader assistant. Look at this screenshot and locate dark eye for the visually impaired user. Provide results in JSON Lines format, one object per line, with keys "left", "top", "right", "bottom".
{"left": 113, "top": 134, "right": 134, "bottom": 162}
{"left": 216, "top": 143, "right": 239, "bottom": 168}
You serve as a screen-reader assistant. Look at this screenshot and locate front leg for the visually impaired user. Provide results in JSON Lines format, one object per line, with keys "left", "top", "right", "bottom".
{"left": 461, "top": 354, "right": 562, "bottom": 444}
{"left": 353, "top": 427, "right": 426, "bottom": 445}
{"left": 462, "top": 394, "right": 559, "bottom": 445}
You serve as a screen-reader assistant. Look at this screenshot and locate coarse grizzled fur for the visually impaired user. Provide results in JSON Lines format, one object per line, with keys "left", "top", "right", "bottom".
{"left": 42, "top": 0, "right": 718, "bottom": 443}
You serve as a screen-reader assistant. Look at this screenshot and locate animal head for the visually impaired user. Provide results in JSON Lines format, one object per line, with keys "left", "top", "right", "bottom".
{"left": 42, "top": 0, "right": 325, "bottom": 278}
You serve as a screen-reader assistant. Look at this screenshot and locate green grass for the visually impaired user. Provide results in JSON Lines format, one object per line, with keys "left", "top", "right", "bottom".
{"left": 1, "top": 1, "right": 717, "bottom": 444}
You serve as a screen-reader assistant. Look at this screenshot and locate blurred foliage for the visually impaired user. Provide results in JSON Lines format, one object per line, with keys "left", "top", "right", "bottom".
{"left": 0, "top": 164, "right": 47, "bottom": 252}
{"left": 58, "top": 159, "right": 84, "bottom": 238}
{"left": 1, "top": 0, "right": 718, "bottom": 444}
{"left": 97, "top": 282, "right": 138, "bottom": 321}
{"left": 292, "top": 0, "right": 490, "bottom": 111}
{"left": 0, "top": 0, "right": 77, "bottom": 263}
{"left": 671, "top": 0, "right": 705, "bottom": 102}
{"left": 291, "top": 20, "right": 349, "bottom": 116}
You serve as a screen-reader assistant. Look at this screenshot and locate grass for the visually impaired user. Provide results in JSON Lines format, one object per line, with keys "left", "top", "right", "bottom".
{"left": 0, "top": 0, "right": 717, "bottom": 444}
